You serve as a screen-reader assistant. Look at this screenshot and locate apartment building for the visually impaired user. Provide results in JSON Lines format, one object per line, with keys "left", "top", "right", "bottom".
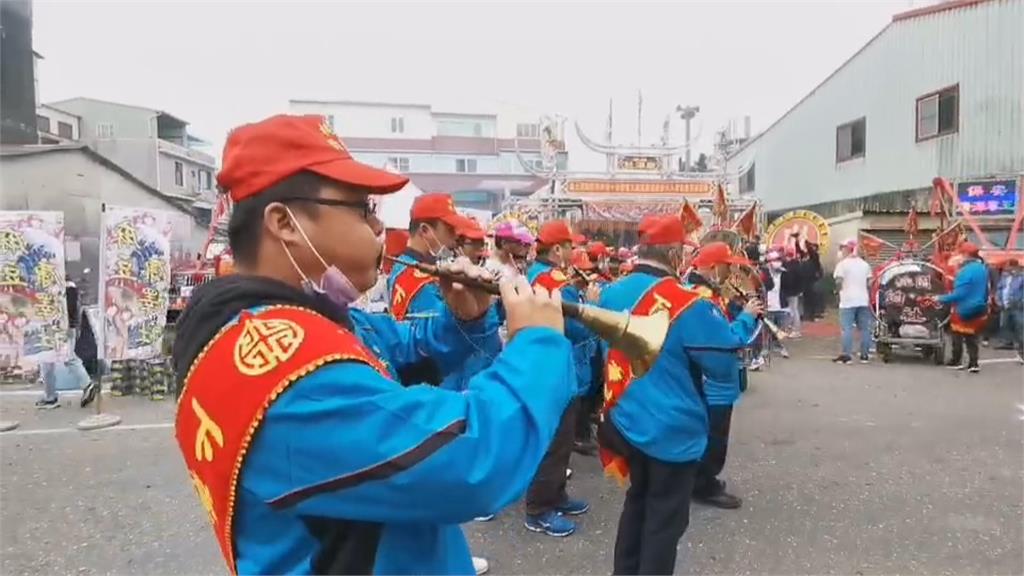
{"left": 289, "top": 99, "right": 568, "bottom": 213}
{"left": 44, "top": 97, "right": 218, "bottom": 205}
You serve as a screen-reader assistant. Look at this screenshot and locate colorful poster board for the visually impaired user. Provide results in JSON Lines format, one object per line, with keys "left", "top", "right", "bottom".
{"left": 100, "top": 206, "right": 173, "bottom": 361}
{"left": 0, "top": 211, "right": 68, "bottom": 368}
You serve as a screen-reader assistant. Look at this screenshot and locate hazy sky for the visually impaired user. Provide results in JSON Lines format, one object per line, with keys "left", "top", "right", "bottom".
{"left": 33, "top": 0, "right": 917, "bottom": 171}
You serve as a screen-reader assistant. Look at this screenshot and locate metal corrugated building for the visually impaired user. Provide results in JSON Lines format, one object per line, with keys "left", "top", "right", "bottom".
{"left": 727, "top": 0, "right": 1023, "bottom": 212}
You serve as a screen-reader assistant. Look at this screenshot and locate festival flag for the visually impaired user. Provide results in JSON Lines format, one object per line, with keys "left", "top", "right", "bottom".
{"left": 858, "top": 231, "right": 894, "bottom": 259}
{"left": 904, "top": 205, "right": 919, "bottom": 238}
{"left": 100, "top": 206, "right": 174, "bottom": 361}
{"left": 0, "top": 211, "right": 68, "bottom": 368}
{"left": 678, "top": 199, "right": 704, "bottom": 236}
{"left": 712, "top": 183, "right": 730, "bottom": 226}
{"left": 732, "top": 203, "right": 758, "bottom": 239}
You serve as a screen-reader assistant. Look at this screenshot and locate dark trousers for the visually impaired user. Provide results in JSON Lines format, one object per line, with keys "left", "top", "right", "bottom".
{"left": 526, "top": 399, "right": 578, "bottom": 515}
{"left": 693, "top": 405, "right": 733, "bottom": 497}
{"left": 599, "top": 421, "right": 698, "bottom": 575}
{"left": 575, "top": 390, "right": 600, "bottom": 442}
{"left": 950, "top": 332, "right": 980, "bottom": 367}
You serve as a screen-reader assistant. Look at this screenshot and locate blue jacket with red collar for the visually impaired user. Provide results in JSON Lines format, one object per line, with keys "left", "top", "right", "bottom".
{"left": 599, "top": 266, "right": 755, "bottom": 461}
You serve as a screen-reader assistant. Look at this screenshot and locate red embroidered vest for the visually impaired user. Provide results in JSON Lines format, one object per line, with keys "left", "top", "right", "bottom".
{"left": 532, "top": 267, "right": 570, "bottom": 292}
{"left": 599, "top": 278, "right": 701, "bottom": 484}
{"left": 174, "top": 306, "right": 390, "bottom": 574}
{"left": 390, "top": 264, "right": 436, "bottom": 321}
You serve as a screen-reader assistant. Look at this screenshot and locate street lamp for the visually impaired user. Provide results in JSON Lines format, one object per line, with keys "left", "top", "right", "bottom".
{"left": 676, "top": 105, "right": 700, "bottom": 172}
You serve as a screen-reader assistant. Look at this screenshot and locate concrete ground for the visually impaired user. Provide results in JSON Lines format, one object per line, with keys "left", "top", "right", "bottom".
{"left": 1, "top": 331, "right": 1021, "bottom": 575}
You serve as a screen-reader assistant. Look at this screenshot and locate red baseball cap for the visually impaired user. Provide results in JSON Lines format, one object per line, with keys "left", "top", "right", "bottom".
{"left": 587, "top": 241, "right": 611, "bottom": 259}
{"left": 410, "top": 193, "right": 473, "bottom": 230}
{"left": 638, "top": 215, "right": 686, "bottom": 246}
{"left": 218, "top": 115, "right": 409, "bottom": 202}
{"left": 537, "top": 220, "right": 577, "bottom": 246}
{"left": 692, "top": 241, "right": 751, "bottom": 268}
{"left": 457, "top": 218, "right": 486, "bottom": 241}
{"left": 571, "top": 248, "right": 595, "bottom": 270}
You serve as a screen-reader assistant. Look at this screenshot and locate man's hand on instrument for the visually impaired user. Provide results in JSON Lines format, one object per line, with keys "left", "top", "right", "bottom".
{"left": 438, "top": 256, "right": 494, "bottom": 321}
{"left": 743, "top": 297, "right": 765, "bottom": 318}
{"left": 500, "top": 276, "right": 563, "bottom": 340}
{"left": 585, "top": 282, "right": 601, "bottom": 303}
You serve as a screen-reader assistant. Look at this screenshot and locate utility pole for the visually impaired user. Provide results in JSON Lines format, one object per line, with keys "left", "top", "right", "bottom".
{"left": 675, "top": 105, "right": 700, "bottom": 171}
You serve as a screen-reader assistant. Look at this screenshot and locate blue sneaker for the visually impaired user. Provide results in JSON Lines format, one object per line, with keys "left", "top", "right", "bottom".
{"left": 524, "top": 511, "right": 576, "bottom": 537}
{"left": 555, "top": 498, "right": 590, "bottom": 516}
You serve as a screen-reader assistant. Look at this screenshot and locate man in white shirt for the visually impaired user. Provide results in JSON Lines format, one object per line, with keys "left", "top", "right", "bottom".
{"left": 832, "top": 238, "right": 874, "bottom": 364}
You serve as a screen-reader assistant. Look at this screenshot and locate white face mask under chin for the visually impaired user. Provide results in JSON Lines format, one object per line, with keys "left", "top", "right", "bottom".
{"left": 281, "top": 207, "right": 362, "bottom": 309}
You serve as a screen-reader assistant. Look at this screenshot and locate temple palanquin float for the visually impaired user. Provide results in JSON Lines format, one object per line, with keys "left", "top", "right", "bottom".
{"left": 505, "top": 101, "right": 756, "bottom": 245}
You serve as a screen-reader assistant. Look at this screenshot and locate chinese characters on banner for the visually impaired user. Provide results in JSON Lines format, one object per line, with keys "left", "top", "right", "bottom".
{"left": 100, "top": 206, "right": 173, "bottom": 361}
{"left": 956, "top": 179, "right": 1019, "bottom": 216}
{"left": 0, "top": 212, "right": 68, "bottom": 369}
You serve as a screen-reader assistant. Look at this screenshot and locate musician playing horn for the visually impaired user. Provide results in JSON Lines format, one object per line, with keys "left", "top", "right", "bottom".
{"left": 170, "top": 114, "right": 575, "bottom": 576}
{"left": 596, "top": 217, "right": 760, "bottom": 575}
{"left": 684, "top": 241, "right": 763, "bottom": 511}
{"left": 522, "top": 220, "right": 595, "bottom": 537}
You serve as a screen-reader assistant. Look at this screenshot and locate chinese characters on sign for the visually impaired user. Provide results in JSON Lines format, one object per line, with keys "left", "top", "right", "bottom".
{"left": 956, "top": 179, "right": 1019, "bottom": 216}
{"left": 0, "top": 211, "right": 68, "bottom": 368}
{"left": 564, "top": 180, "right": 714, "bottom": 195}
{"left": 616, "top": 156, "right": 662, "bottom": 172}
{"left": 100, "top": 206, "right": 174, "bottom": 360}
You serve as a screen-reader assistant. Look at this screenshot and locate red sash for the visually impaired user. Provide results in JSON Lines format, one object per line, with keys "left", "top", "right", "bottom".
{"left": 950, "top": 308, "right": 988, "bottom": 335}
{"left": 390, "top": 264, "right": 436, "bottom": 320}
{"left": 599, "top": 278, "right": 700, "bottom": 485}
{"left": 174, "top": 306, "right": 389, "bottom": 574}
{"left": 532, "top": 267, "right": 571, "bottom": 292}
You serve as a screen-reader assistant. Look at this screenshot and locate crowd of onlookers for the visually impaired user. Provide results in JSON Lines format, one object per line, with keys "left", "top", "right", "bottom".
{"left": 742, "top": 234, "right": 1024, "bottom": 369}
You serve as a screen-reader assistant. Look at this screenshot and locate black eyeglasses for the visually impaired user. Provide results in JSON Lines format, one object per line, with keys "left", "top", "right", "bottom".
{"left": 282, "top": 197, "right": 376, "bottom": 220}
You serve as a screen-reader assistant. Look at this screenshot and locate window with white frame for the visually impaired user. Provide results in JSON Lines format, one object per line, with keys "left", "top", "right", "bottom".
{"left": 388, "top": 156, "right": 410, "bottom": 172}
{"left": 174, "top": 161, "right": 184, "bottom": 187}
{"left": 836, "top": 117, "right": 866, "bottom": 163}
{"left": 516, "top": 123, "right": 540, "bottom": 138}
{"left": 916, "top": 85, "right": 958, "bottom": 141}
{"left": 390, "top": 116, "right": 405, "bottom": 134}
{"left": 455, "top": 158, "right": 478, "bottom": 173}
{"left": 57, "top": 121, "right": 74, "bottom": 139}
{"left": 96, "top": 122, "right": 115, "bottom": 139}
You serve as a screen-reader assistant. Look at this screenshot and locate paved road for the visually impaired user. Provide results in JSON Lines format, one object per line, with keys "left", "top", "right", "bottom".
{"left": 1, "top": 335, "right": 1021, "bottom": 575}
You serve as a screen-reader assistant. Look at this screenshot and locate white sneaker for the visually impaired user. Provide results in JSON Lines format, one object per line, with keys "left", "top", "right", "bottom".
{"left": 472, "top": 556, "right": 489, "bottom": 575}
{"left": 566, "top": 468, "right": 573, "bottom": 480}
{"left": 749, "top": 356, "right": 765, "bottom": 371}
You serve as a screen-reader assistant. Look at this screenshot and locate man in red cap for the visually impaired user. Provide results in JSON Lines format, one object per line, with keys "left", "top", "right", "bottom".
{"left": 587, "top": 241, "right": 612, "bottom": 284}
{"left": 170, "top": 115, "right": 576, "bottom": 575}
{"left": 522, "top": 220, "right": 595, "bottom": 537}
{"left": 936, "top": 241, "right": 991, "bottom": 372}
{"left": 456, "top": 218, "right": 488, "bottom": 267}
{"left": 684, "top": 241, "right": 761, "bottom": 510}
{"left": 597, "top": 216, "right": 760, "bottom": 575}
{"left": 386, "top": 192, "right": 482, "bottom": 387}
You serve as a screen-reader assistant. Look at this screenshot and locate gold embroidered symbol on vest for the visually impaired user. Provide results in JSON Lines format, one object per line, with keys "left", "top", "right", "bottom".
{"left": 189, "top": 470, "right": 218, "bottom": 526}
{"left": 192, "top": 398, "right": 224, "bottom": 462}
{"left": 648, "top": 293, "right": 672, "bottom": 316}
{"left": 233, "top": 316, "right": 305, "bottom": 376}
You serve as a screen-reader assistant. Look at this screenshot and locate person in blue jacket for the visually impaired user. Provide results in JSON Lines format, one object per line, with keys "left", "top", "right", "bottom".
{"left": 937, "top": 242, "right": 991, "bottom": 373}
{"left": 385, "top": 193, "right": 477, "bottom": 386}
{"left": 522, "top": 220, "right": 592, "bottom": 537}
{"left": 683, "top": 242, "right": 760, "bottom": 510}
{"left": 171, "top": 114, "right": 575, "bottom": 576}
{"left": 596, "top": 216, "right": 761, "bottom": 575}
